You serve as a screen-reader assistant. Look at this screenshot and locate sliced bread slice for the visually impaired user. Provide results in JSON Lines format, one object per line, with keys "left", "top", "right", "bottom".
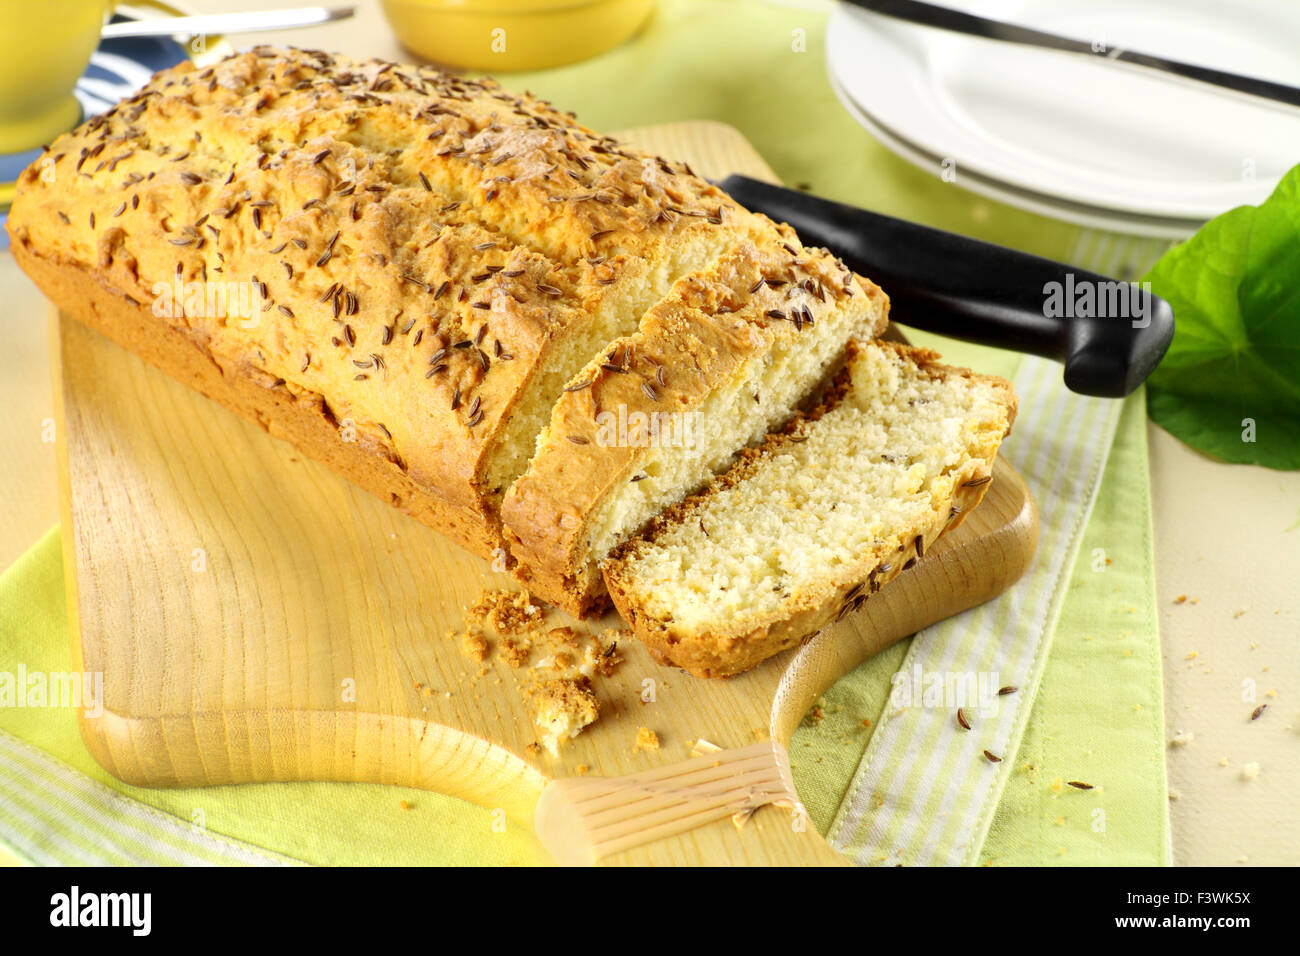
{"left": 601, "top": 339, "right": 1018, "bottom": 677}
{"left": 501, "top": 233, "right": 890, "bottom": 616}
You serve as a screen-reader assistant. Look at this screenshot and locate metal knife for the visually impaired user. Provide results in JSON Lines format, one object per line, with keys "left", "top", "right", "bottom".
{"left": 843, "top": 0, "right": 1300, "bottom": 112}
{"left": 102, "top": 5, "right": 356, "bottom": 39}
{"left": 720, "top": 174, "right": 1175, "bottom": 398}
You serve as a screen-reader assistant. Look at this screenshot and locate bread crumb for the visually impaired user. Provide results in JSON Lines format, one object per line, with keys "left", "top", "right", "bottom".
{"left": 1169, "top": 731, "right": 1194, "bottom": 747}
{"left": 499, "top": 636, "right": 531, "bottom": 668}
{"left": 543, "top": 625, "right": 582, "bottom": 649}
{"left": 586, "top": 640, "right": 623, "bottom": 677}
{"left": 1241, "top": 761, "right": 1261, "bottom": 781}
{"left": 633, "top": 726, "right": 660, "bottom": 752}
{"left": 1174, "top": 594, "right": 1187, "bottom": 604}
{"left": 467, "top": 588, "right": 541, "bottom": 635}
{"left": 533, "top": 677, "right": 599, "bottom": 756}
{"left": 576, "top": 764, "right": 589, "bottom": 776}
{"left": 457, "top": 594, "right": 621, "bottom": 753}
{"left": 461, "top": 631, "right": 489, "bottom": 662}
{"left": 399, "top": 800, "right": 410, "bottom": 811}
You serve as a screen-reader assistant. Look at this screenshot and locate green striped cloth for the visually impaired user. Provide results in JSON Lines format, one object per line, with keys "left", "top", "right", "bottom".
{"left": 830, "top": 356, "right": 1130, "bottom": 864}
{"left": 0, "top": 728, "right": 297, "bottom": 866}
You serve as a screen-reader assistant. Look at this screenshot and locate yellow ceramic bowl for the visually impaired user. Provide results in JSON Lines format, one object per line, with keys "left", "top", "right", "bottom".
{"left": 379, "top": 0, "right": 655, "bottom": 72}
{"left": 0, "top": 0, "right": 114, "bottom": 153}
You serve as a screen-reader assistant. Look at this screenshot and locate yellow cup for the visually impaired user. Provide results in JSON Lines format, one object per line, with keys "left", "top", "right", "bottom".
{"left": 0, "top": 0, "right": 114, "bottom": 153}
{"left": 380, "top": 0, "right": 655, "bottom": 72}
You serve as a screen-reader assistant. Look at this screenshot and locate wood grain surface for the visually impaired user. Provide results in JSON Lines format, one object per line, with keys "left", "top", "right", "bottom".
{"left": 54, "top": 122, "right": 1038, "bottom": 865}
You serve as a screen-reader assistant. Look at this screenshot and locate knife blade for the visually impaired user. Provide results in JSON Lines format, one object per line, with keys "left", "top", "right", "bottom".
{"left": 843, "top": 0, "right": 1300, "bottom": 112}
{"left": 720, "top": 174, "right": 1174, "bottom": 398}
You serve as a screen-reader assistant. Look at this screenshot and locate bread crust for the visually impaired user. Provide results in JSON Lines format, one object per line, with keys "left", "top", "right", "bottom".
{"left": 15, "top": 239, "right": 502, "bottom": 557}
{"left": 601, "top": 340, "right": 1018, "bottom": 678}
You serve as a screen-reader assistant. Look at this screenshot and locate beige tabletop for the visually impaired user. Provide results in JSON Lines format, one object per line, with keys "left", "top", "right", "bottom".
{"left": 2, "top": 0, "right": 1295, "bottom": 866}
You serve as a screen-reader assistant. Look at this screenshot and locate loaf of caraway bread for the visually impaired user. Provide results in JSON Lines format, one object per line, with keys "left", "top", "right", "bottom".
{"left": 7, "top": 46, "right": 841, "bottom": 561}
{"left": 14, "top": 45, "right": 1038, "bottom": 683}
{"left": 602, "top": 340, "right": 1017, "bottom": 677}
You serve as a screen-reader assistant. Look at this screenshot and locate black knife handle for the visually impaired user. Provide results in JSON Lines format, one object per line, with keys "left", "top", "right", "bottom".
{"left": 720, "top": 175, "right": 1174, "bottom": 398}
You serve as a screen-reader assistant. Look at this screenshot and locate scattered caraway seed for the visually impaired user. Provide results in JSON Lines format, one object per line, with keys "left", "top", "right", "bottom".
{"left": 997, "top": 685, "right": 1018, "bottom": 696}
{"left": 984, "top": 750, "right": 1002, "bottom": 763}
{"left": 1251, "top": 704, "right": 1267, "bottom": 721}
{"left": 956, "top": 708, "right": 971, "bottom": 730}
{"left": 1067, "top": 781, "right": 1094, "bottom": 790}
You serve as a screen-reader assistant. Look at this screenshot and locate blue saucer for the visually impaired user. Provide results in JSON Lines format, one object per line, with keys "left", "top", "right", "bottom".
{"left": 0, "top": 16, "right": 190, "bottom": 251}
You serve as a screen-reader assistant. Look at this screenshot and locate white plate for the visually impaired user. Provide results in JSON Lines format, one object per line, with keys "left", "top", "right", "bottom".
{"left": 826, "top": 0, "right": 1300, "bottom": 230}
{"left": 830, "top": 69, "right": 1204, "bottom": 238}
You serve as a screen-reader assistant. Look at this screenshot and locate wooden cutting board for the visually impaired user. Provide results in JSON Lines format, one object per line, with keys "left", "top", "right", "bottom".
{"left": 53, "top": 121, "right": 1038, "bottom": 866}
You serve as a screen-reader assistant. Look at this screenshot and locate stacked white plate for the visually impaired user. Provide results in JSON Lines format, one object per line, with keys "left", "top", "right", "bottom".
{"left": 826, "top": 0, "right": 1300, "bottom": 238}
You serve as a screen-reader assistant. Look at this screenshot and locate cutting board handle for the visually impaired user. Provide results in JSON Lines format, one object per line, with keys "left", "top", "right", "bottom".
{"left": 534, "top": 740, "right": 848, "bottom": 866}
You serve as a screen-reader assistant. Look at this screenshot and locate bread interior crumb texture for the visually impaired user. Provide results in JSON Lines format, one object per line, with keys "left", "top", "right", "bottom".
{"left": 614, "top": 344, "right": 1011, "bottom": 628}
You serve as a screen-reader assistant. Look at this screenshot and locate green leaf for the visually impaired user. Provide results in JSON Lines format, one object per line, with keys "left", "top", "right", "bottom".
{"left": 1143, "top": 164, "right": 1300, "bottom": 470}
